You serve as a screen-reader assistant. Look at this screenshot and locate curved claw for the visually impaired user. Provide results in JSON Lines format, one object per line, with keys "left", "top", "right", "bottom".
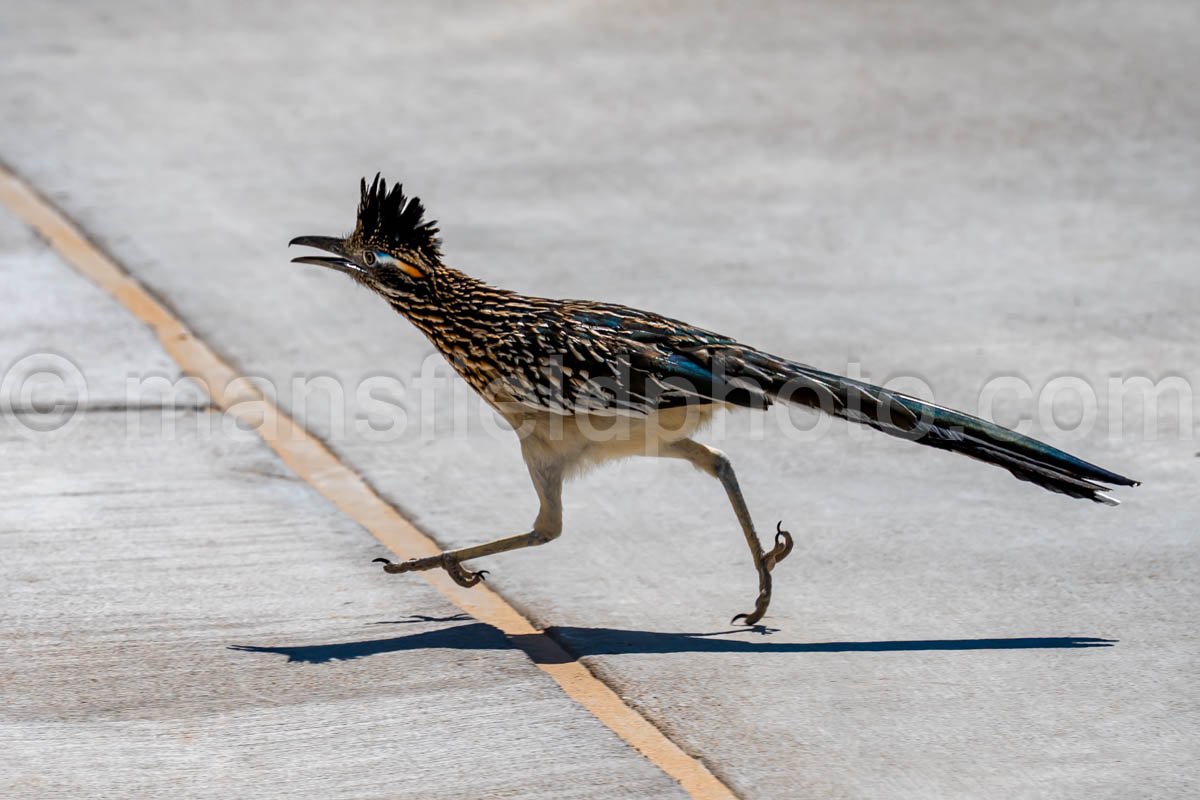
{"left": 375, "top": 556, "right": 420, "bottom": 575}
{"left": 731, "top": 609, "right": 765, "bottom": 626}
{"left": 763, "top": 521, "right": 794, "bottom": 571}
{"left": 443, "top": 555, "right": 488, "bottom": 588}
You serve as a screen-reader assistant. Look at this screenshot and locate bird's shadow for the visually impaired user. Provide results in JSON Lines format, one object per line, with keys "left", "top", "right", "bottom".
{"left": 230, "top": 617, "right": 1116, "bottom": 665}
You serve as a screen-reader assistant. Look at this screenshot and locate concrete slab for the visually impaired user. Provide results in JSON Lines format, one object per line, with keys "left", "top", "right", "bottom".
{"left": 2, "top": 2, "right": 1197, "bottom": 797}
{"left": 0, "top": 205, "right": 201, "bottom": 411}
{"left": 0, "top": 413, "right": 685, "bottom": 799}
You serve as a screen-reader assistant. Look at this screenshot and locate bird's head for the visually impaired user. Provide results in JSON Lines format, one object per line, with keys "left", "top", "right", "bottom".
{"left": 290, "top": 174, "right": 443, "bottom": 301}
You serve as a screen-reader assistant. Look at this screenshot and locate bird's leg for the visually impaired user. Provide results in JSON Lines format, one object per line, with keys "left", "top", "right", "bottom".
{"left": 662, "top": 438, "right": 794, "bottom": 625}
{"left": 375, "top": 460, "right": 563, "bottom": 588}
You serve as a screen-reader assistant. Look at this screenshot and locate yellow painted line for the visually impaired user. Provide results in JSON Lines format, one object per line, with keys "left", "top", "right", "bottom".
{"left": 0, "top": 164, "right": 738, "bottom": 800}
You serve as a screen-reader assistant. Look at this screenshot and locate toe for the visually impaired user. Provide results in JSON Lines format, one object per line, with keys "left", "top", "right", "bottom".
{"left": 731, "top": 610, "right": 764, "bottom": 626}
{"left": 764, "top": 522, "right": 794, "bottom": 570}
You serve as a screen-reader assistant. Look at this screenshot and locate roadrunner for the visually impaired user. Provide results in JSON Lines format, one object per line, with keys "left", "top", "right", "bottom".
{"left": 291, "top": 175, "right": 1138, "bottom": 624}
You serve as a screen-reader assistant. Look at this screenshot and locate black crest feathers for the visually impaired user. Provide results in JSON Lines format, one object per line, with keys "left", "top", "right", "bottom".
{"left": 357, "top": 174, "right": 443, "bottom": 263}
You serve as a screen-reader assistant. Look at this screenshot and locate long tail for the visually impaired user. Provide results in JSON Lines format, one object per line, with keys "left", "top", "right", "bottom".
{"left": 741, "top": 350, "right": 1139, "bottom": 505}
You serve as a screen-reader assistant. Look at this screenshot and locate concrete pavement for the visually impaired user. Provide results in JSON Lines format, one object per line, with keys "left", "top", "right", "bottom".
{"left": 2, "top": 2, "right": 1198, "bottom": 797}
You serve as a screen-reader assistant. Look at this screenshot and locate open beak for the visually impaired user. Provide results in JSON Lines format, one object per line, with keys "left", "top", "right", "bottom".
{"left": 289, "top": 235, "right": 364, "bottom": 276}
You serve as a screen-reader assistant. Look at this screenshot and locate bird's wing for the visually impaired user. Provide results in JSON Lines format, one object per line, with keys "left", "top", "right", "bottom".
{"left": 490, "top": 302, "right": 769, "bottom": 416}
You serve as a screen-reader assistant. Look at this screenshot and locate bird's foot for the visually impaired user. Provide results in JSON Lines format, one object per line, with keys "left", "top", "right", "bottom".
{"left": 373, "top": 553, "right": 488, "bottom": 588}
{"left": 731, "top": 582, "right": 772, "bottom": 627}
{"left": 441, "top": 556, "right": 489, "bottom": 588}
{"left": 731, "top": 521, "right": 793, "bottom": 626}
{"left": 763, "top": 521, "right": 794, "bottom": 571}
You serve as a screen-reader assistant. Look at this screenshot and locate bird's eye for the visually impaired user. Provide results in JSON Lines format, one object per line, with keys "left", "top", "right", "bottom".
{"left": 363, "top": 251, "right": 378, "bottom": 267}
